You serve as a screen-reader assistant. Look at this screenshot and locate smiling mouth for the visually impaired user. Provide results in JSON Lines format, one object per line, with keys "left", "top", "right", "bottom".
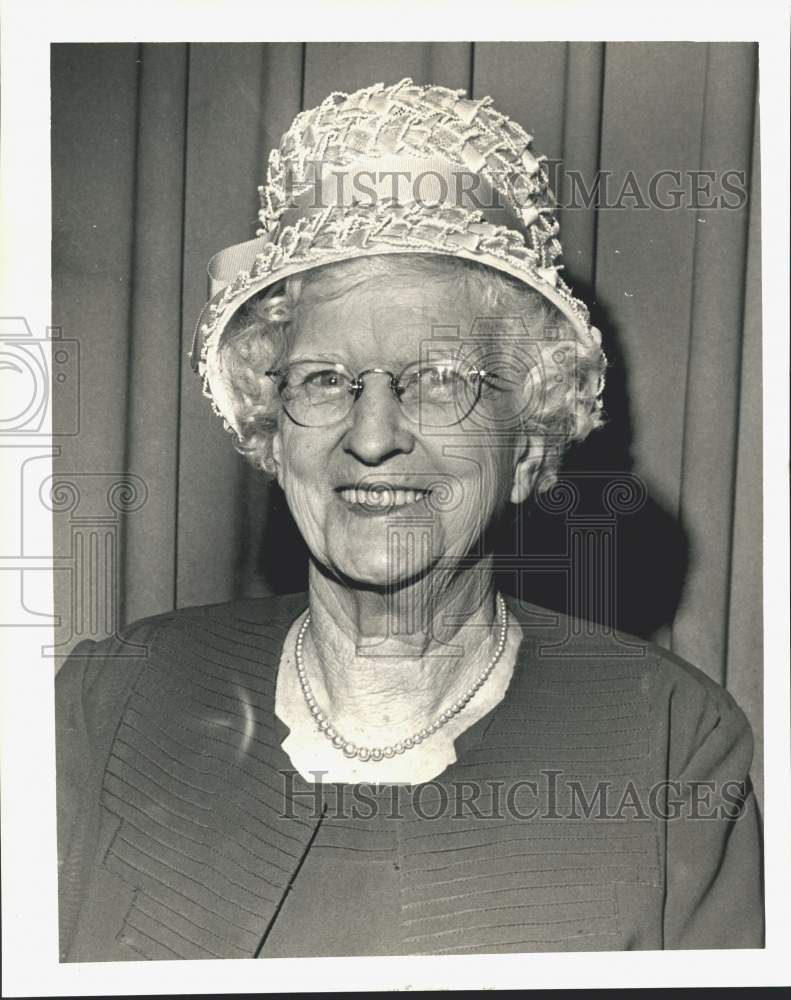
{"left": 337, "top": 486, "right": 433, "bottom": 512}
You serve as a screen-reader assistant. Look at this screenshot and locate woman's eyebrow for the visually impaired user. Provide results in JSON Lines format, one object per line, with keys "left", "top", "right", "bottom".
{"left": 283, "top": 354, "right": 349, "bottom": 366}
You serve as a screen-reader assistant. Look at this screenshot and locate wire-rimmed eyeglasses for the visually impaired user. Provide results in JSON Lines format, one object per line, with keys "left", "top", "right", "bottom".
{"left": 265, "top": 359, "right": 508, "bottom": 428}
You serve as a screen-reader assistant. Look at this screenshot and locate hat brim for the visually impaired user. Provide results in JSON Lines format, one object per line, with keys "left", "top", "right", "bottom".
{"left": 192, "top": 211, "right": 595, "bottom": 438}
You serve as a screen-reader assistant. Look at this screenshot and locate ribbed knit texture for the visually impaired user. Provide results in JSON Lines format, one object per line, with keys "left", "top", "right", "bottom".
{"left": 56, "top": 593, "right": 763, "bottom": 959}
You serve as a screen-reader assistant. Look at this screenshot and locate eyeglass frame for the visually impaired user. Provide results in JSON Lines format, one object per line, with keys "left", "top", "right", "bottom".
{"left": 264, "top": 358, "right": 512, "bottom": 429}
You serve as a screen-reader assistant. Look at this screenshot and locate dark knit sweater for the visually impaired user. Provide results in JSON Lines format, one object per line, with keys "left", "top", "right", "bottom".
{"left": 56, "top": 592, "right": 763, "bottom": 960}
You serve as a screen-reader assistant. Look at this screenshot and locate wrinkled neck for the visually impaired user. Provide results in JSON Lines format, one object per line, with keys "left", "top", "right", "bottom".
{"left": 302, "top": 561, "right": 504, "bottom": 736}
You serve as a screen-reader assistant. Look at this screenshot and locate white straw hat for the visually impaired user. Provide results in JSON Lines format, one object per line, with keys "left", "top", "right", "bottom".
{"left": 190, "top": 78, "right": 601, "bottom": 436}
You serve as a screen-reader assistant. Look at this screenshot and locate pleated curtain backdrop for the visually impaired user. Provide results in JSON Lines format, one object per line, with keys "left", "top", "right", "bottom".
{"left": 51, "top": 42, "right": 762, "bottom": 800}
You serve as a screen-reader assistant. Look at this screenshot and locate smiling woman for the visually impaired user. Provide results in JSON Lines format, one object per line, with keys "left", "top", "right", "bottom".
{"left": 55, "top": 78, "right": 763, "bottom": 960}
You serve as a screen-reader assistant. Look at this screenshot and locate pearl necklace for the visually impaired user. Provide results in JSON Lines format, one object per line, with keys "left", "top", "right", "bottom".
{"left": 294, "top": 593, "right": 508, "bottom": 762}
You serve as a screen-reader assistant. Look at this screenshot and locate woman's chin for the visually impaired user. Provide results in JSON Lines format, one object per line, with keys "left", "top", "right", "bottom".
{"left": 332, "top": 558, "right": 409, "bottom": 590}
{"left": 325, "top": 545, "right": 432, "bottom": 591}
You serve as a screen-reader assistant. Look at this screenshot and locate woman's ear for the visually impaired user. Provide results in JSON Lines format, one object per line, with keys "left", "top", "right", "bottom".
{"left": 510, "top": 437, "right": 545, "bottom": 503}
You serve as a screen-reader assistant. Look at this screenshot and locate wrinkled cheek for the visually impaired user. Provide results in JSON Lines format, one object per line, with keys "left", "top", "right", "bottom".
{"left": 462, "top": 488, "right": 498, "bottom": 547}
{"left": 450, "top": 455, "right": 508, "bottom": 535}
{"left": 280, "top": 460, "right": 327, "bottom": 557}
{"left": 286, "top": 484, "right": 316, "bottom": 532}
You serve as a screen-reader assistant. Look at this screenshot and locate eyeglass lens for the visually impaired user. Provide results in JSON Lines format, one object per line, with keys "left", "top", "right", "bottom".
{"left": 276, "top": 360, "right": 482, "bottom": 428}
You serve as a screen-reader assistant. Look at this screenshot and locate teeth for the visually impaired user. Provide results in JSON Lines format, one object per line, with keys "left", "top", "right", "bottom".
{"left": 339, "top": 487, "right": 429, "bottom": 508}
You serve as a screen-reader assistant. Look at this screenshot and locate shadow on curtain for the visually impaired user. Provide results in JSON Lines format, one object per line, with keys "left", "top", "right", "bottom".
{"left": 51, "top": 41, "right": 762, "bottom": 801}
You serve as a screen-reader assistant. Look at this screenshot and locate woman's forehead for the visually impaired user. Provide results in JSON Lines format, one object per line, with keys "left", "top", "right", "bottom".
{"left": 291, "top": 278, "right": 478, "bottom": 357}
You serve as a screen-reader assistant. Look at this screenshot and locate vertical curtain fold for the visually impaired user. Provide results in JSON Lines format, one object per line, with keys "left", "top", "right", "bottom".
{"left": 122, "top": 44, "right": 189, "bottom": 625}
{"left": 239, "top": 45, "right": 306, "bottom": 599}
{"left": 725, "top": 86, "right": 763, "bottom": 799}
{"left": 176, "top": 44, "right": 270, "bottom": 610}
{"left": 670, "top": 44, "right": 758, "bottom": 683}
{"left": 558, "top": 42, "right": 605, "bottom": 292}
{"left": 52, "top": 44, "right": 140, "bottom": 640}
{"left": 594, "top": 43, "right": 710, "bottom": 655}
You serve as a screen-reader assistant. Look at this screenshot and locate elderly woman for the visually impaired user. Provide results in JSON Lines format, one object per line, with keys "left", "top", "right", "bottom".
{"left": 56, "top": 79, "right": 762, "bottom": 960}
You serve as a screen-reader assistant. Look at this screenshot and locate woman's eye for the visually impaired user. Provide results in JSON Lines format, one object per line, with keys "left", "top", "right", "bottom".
{"left": 419, "top": 366, "right": 460, "bottom": 387}
{"left": 303, "top": 370, "right": 345, "bottom": 389}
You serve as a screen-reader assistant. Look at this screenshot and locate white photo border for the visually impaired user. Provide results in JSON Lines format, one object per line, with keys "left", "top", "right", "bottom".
{"left": 1, "top": 0, "right": 788, "bottom": 994}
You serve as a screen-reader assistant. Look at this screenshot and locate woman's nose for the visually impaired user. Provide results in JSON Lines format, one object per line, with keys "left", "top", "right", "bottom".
{"left": 341, "top": 376, "right": 415, "bottom": 465}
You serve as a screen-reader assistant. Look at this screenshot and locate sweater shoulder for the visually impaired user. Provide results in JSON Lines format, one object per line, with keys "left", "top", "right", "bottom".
{"left": 56, "top": 592, "right": 307, "bottom": 738}
{"left": 163, "top": 591, "right": 308, "bottom": 630}
{"left": 60, "top": 591, "right": 308, "bottom": 665}
{"left": 507, "top": 599, "right": 751, "bottom": 759}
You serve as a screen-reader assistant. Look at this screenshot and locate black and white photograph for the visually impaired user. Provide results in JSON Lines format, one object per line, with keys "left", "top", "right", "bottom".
{"left": 1, "top": 1, "right": 788, "bottom": 995}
